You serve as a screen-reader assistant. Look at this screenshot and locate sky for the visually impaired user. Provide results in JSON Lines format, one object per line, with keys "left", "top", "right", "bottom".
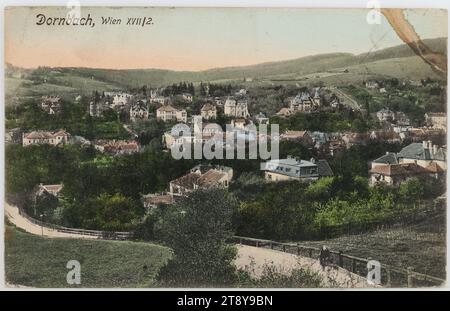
{"left": 4, "top": 7, "right": 448, "bottom": 71}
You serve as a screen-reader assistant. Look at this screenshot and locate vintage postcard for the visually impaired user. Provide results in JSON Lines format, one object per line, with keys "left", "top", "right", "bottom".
{"left": 2, "top": 4, "right": 448, "bottom": 291}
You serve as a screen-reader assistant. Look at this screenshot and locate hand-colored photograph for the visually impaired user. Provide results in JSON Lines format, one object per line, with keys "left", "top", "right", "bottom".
{"left": 4, "top": 6, "right": 447, "bottom": 288}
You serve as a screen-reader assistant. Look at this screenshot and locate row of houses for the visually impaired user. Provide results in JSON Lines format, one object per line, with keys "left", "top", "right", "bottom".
{"left": 22, "top": 130, "right": 71, "bottom": 146}
{"left": 276, "top": 88, "right": 322, "bottom": 117}
{"left": 142, "top": 164, "right": 233, "bottom": 209}
{"left": 369, "top": 140, "right": 446, "bottom": 186}
{"left": 93, "top": 140, "right": 140, "bottom": 156}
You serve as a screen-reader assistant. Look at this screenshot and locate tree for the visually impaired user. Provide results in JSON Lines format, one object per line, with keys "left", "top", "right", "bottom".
{"left": 155, "top": 189, "right": 238, "bottom": 287}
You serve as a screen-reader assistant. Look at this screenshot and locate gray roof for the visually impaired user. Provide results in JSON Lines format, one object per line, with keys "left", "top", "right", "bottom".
{"left": 373, "top": 142, "right": 447, "bottom": 164}
{"left": 261, "top": 158, "right": 318, "bottom": 179}
{"left": 317, "top": 160, "right": 334, "bottom": 177}
{"left": 373, "top": 152, "right": 399, "bottom": 164}
{"left": 398, "top": 143, "right": 446, "bottom": 161}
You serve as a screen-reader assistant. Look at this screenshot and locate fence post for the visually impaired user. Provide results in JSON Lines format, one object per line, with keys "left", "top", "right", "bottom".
{"left": 297, "top": 245, "right": 300, "bottom": 255}
{"left": 338, "top": 251, "right": 344, "bottom": 268}
{"left": 239, "top": 238, "right": 242, "bottom": 245}
{"left": 308, "top": 249, "right": 313, "bottom": 258}
{"left": 282, "top": 244, "right": 286, "bottom": 252}
{"left": 386, "top": 269, "right": 392, "bottom": 287}
{"left": 270, "top": 241, "right": 273, "bottom": 249}
{"left": 352, "top": 259, "right": 356, "bottom": 273}
{"left": 407, "top": 267, "right": 414, "bottom": 288}
{"left": 255, "top": 240, "right": 259, "bottom": 248}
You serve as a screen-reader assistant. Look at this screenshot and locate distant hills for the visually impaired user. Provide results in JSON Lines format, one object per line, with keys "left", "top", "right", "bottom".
{"left": 6, "top": 37, "right": 447, "bottom": 92}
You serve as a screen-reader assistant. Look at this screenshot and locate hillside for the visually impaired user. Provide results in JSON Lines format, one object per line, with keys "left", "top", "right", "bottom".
{"left": 299, "top": 210, "right": 446, "bottom": 281}
{"left": 5, "top": 225, "right": 172, "bottom": 288}
{"left": 5, "top": 37, "right": 447, "bottom": 104}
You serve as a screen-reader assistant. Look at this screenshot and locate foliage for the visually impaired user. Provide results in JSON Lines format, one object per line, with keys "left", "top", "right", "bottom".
{"left": 62, "top": 193, "right": 144, "bottom": 231}
{"left": 155, "top": 189, "right": 239, "bottom": 287}
{"left": 270, "top": 110, "right": 380, "bottom": 133}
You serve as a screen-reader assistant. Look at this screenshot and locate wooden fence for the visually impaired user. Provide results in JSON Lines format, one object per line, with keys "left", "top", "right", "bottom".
{"left": 17, "top": 207, "right": 133, "bottom": 240}
{"left": 232, "top": 235, "right": 445, "bottom": 288}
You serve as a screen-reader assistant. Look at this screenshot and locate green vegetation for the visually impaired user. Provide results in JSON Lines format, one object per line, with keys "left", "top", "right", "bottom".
{"left": 300, "top": 210, "right": 446, "bottom": 279}
{"left": 5, "top": 144, "right": 196, "bottom": 231}
{"left": 235, "top": 175, "right": 445, "bottom": 241}
{"left": 5, "top": 225, "right": 172, "bottom": 287}
{"left": 6, "top": 99, "right": 129, "bottom": 139}
{"left": 155, "top": 189, "right": 239, "bottom": 287}
{"left": 271, "top": 110, "right": 381, "bottom": 133}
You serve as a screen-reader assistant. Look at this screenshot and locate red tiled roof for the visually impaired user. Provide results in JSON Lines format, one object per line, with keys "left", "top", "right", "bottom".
{"left": 370, "top": 163, "right": 432, "bottom": 176}
{"left": 425, "top": 162, "right": 445, "bottom": 173}
{"left": 171, "top": 173, "right": 200, "bottom": 190}
{"left": 197, "top": 169, "right": 226, "bottom": 187}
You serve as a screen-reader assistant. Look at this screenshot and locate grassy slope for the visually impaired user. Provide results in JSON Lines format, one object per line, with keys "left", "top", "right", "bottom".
{"left": 5, "top": 226, "right": 172, "bottom": 288}
{"left": 5, "top": 38, "right": 446, "bottom": 99}
{"left": 298, "top": 211, "right": 446, "bottom": 279}
{"left": 57, "top": 38, "right": 446, "bottom": 87}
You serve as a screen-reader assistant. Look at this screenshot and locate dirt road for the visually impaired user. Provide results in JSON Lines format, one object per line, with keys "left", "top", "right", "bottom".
{"left": 236, "top": 244, "right": 374, "bottom": 288}
{"left": 4, "top": 203, "right": 97, "bottom": 239}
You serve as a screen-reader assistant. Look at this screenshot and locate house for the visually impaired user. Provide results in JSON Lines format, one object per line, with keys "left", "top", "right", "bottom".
{"left": 341, "top": 132, "right": 369, "bottom": 148}
{"left": 369, "top": 163, "right": 437, "bottom": 186}
{"left": 396, "top": 140, "right": 446, "bottom": 170}
{"left": 111, "top": 93, "right": 133, "bottom": 108}
{"left": 5, "top": 128, "right": 21, "bottom": 144}
{"left": 156, "top": 105, "right": 187, "bottom": 123}
{"left": 365, "top": 81, "right": 379, "bottom": 89}
{"left": 254, "top": 112, "right": 269, "bottom": 125}
{"left": 224, "top": 97, "right": 250, "bottom": 118}
{"left": 130, "top": 100, "right": 149, "bottom": 122}
{"left": 330, "top": 97, "right": 342, "bottom": 109}
{"left": 169, "top": 165, "right": 233, "bottom": 197}
{"left": 425, "top": 112, "right": 446, "bottom": 130}
{"left": 289, "top": 92, "right": 314, "bottom": 113}
{"left": 231, "top": 118, "right": 247, "bottom": 129}
{"left": 141, "top": 193, "right": 174, "bottom": 209}
{"left": 310, "top": 131, "right": 329, "bottom": 148}
{"left": 36, "top": 183, "right": 63, "bottom": 198}
{"left": 276, "top": 107, "right": 293, "bottom": 117}
{"left": 369, "top": 129, "right": 401, "bottom": 144}
{"left": 22, "top": 130, "right": 71, "bottom": 146}
{"left": 404, "top": 127, "right": 445, "bottom": 143}
{"left": 94, "top": 140, "right": 140, "bottom": 156}
{"left": 235, "top": 89, "right": 247, "bottom": 96}
{"left": 376, "top": 108, "right": 396, "bottom": 122}
{"left": 261, "top": 156, "right": 333, "bottom": 182}
{"left": 327, "top": 138, "right": 346, "bottom": 156}
{"left": 200, "top": 103, "right": 217, "bottom": 120}
{"left": 280, "top": 130, "right": 314, "bottom": 146}
{"left": 41, "top": 95, "right": 62, "bottom": 114}
{"left": 369, "top": 140, "right": 447, "bottom": 186}
{"left": 150, "top": 96, "right": 168, "bottom": 105}
{"left": 395, "top": 112, "right": 411, "bottom": 126}
{"left": 181, "top": 93, "right": 193, "bottom": 102}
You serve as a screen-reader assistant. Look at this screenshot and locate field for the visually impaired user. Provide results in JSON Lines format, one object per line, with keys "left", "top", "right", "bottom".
{"left": 298, "top": 211, "right": 446, "bottom": 279}
{"left": 5, "top": 226, "right": 172, "bottom": 288}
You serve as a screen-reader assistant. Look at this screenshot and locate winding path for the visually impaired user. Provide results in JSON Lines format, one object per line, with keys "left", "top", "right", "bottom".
{"left": 5, "top": 203, "right": 96, "bottom": 239}
{"left": 235, "top": 245, "right": 374, "bottom": 288}
{"left": 5, "top": 202, "right": 373, "bottom": 288}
